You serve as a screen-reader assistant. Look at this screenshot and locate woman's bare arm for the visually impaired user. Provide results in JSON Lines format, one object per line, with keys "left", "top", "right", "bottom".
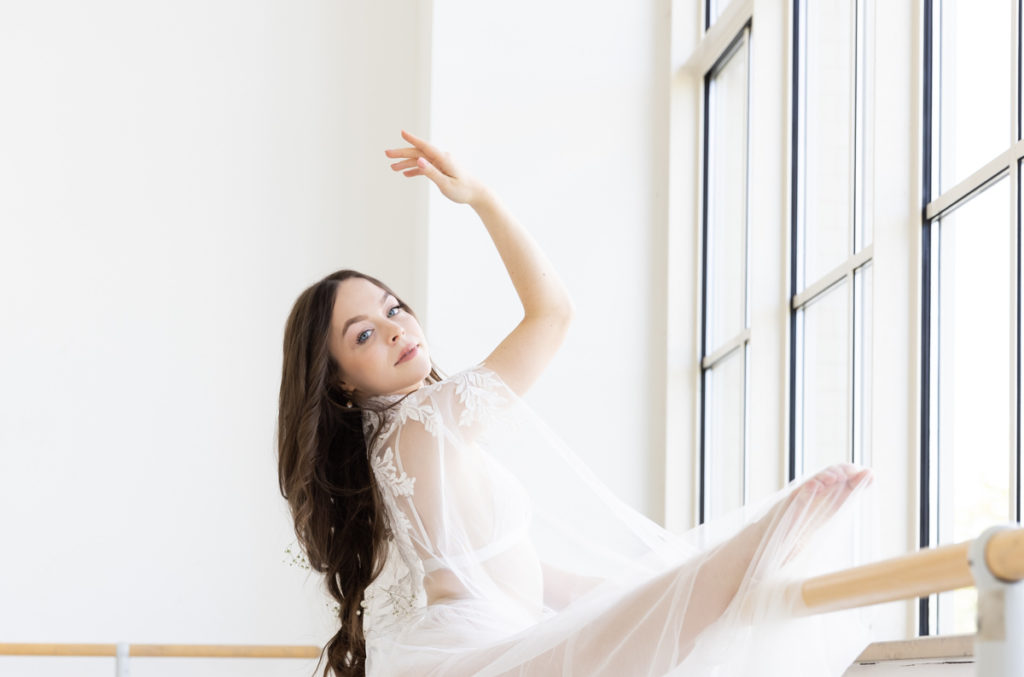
{"left": 386, "top": 131, "right": 573, "bottom": 396}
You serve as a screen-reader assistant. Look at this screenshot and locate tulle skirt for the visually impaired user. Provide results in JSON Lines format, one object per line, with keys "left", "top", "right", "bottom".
{"left": 366, "top": 467, "right": 875, "bottom": 677}
{"left": 361, "top": 366, "right": 876, "bottom": 677}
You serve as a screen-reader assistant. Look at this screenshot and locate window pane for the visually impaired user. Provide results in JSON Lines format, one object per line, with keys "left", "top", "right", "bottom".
{"left": 801, "top": 0, "right": 856, "bottom": 286}
{"left": 854, "top": 264, "right": 872, "bottom": 466}
{"left": 705, "top": 346, "right": 746, "bottom": 520}
{"left": 937, "top": 0, "right": 1013, "bottom": 193}
{"left": 935, "top": 177, "right": 1012, "bottom": 633}
{"left": 801, "top": 280, "right": 851, "bottom": 474}
{"left": 706, "top": 0, "right": 722, "bottom": 28}
{"left": 706, "top": 36, "right": 749, "bottom": 349}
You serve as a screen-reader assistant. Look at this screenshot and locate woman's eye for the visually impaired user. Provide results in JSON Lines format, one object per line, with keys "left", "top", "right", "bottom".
{"left": 387, "top": 305, "right": 401, "bottom": 318}
{"left": 356, "top": 329, "right": 372, "bottom": 345}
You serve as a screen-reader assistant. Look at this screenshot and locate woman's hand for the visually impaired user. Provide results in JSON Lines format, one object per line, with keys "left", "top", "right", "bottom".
{"left": 762, "top": 463, "right": 873, "bottom": 566}
{"left": 387, "top": 129, "right": 572, "bottom": 397}
{"left": 385, "top": 130, "right": 490, "bottom": 207}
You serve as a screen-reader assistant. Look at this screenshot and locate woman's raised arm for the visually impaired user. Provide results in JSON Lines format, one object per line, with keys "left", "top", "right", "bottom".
{"left": 385, "top": 130, "right": 574, "bottom": 396}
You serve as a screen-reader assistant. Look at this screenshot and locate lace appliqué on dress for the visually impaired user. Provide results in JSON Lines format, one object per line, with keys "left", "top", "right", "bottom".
{"left": 372, "top": 447, "right": 415, "bottom": 497}
{"left": 361, "top": 541, "right": 424, "bottom": 631}
{"left": 455, "top": 367, "right": 509, "bottom": 428}
{"left": 370, "top": 447, "right": 416, "bottom": 543}
{"left": 361, "top": 365, "right": 510, "bottom": 639}
{"left": 394, "top": 401, "right": 443, "bottom": 438}
{"left": 364, "top": 446, "right": 426, "bottom": 639}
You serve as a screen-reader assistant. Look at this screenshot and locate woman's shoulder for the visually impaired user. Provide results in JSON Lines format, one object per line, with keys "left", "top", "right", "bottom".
{"left": 399, "top": 363, "right": 509, "bottom": 406}
{"left": 424, "top": 363, "right": 512, "bottom": 411}
{"left": 365, "top": 364, "right": 515, "bottom": 441}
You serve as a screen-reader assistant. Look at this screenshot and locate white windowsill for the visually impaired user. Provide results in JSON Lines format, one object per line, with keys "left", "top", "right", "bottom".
{"left": 845, "top": 635, "right": 975, "bottom": 674}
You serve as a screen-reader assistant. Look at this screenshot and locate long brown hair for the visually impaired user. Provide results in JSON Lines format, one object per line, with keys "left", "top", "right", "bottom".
{"left": 277, "top": 269, "right": 440, "bottom": 677}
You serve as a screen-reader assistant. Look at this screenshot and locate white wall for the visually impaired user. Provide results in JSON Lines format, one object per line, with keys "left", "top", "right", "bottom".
{"left": 424, "top": 0, "right": 673, "bottom": 521}
{"left": 0, "top": 2, "right": 429, "bottom": 674}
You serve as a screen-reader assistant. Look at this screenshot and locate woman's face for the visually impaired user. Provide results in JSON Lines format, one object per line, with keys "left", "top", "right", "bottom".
{"left": 328, "top": 277, "right": 432, "bottom": 398}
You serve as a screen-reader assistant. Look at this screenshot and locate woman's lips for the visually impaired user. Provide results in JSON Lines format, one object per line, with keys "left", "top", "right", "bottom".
{"left": 396, "top": 345, "right": 419, "bottom": 365}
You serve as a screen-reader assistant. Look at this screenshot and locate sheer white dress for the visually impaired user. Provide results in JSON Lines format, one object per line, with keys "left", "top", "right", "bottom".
{"left": 359, "top": 364, "right": 873, "bottom": 677}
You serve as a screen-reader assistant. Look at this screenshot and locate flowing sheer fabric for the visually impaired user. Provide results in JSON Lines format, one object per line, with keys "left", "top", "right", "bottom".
{"left": 359, "top": 364, "right": 874, "bottom": 677}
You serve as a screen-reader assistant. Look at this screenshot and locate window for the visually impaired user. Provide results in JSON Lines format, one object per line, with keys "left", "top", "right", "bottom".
{"left": 700, "top": 28, "right": 752, "bottom": 522}
{"left": 923, "top": 0, "right": 1020, "bottom": 635}
{"left": 792, "top": 0, "right": 872, "bottom": 479}
{"left": 677, "top": 0, "right": 924, "bottom": 645}
{"left": 705, "top": 0, "right": 725, "bottom": 30}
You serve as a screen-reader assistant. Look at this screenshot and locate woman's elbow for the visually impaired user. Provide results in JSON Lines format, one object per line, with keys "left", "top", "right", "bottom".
{"left": 551, "top": 301, "right": 574, "bottom": 335}
{"left": 557, "top": 293, "right": 576, "bottom": 326}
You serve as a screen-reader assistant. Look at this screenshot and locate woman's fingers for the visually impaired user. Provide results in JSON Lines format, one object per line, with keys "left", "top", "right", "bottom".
{"left": 387, "top": 131, "right": 457, "bottom": 174}
{"left": 385, "top": 131, "right": 478, "bottom": 204}
{"left": 389, "top": 159, "right": 420, "bottom": 172}
{"left": 384, "top": 147, "right": 424, "bottom": 160}
{"left": 385, "top": 151, "right": 435, "bottom": 177}
{"left": 415, "top": 157, "right": 449, "bottom": 186}
{"left": 400, "top": 129, "right": 442, "bottom": 158}
{"left": 401, "top": 130, "right": 459, "bottom": 175}
{"left": 784, "top": 465, "right": 864, "bottom": 524}
{"left": 807, "top": 463, "right": 869, "bottom": 490}
{"left": 385, "top": 147, "right": 451, "bottom": 177}
{"left": 764, "top": 463, "right": 872, "bottom": 567}
{"left": 388, "top": 153, "right": 441, "bottom": 179}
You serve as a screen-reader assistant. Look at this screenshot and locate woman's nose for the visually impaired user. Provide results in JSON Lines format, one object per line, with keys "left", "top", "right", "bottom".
{"left": 387, "top": 322, "right": 406, "bottom": 342}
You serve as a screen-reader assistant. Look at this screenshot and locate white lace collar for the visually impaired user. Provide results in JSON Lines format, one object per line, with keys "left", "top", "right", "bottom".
{"left": 359, "top": 385, "right": 428, "bottom": 442}
{"left": 361, "top": 391, "right": 408, "bottom": 409}
{"left": 359, "top": 377, "right": 440, "bottom": 410}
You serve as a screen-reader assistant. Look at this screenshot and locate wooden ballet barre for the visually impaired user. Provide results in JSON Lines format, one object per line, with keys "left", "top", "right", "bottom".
{"left": 6, "top": 530, "right": 1023, "bottom": 675}
{"left": 0, "top": 643, "right": 321, "bottom": 659}
{"left": 800, "top": 525, "right": 1024, "bottom": 676}
{"left": 800, "top": 526, "right": 1024, "bottom": 614}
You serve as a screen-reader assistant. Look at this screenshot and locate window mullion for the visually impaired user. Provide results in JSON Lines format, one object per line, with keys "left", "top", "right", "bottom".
{"left": 702, "top": 329, "right": 752, "bottom": 370}
{"left": 925, "top": 146, "right": 1019, "bottom": 221}
{"left": 793, "top": 245, "right": 874, "bottom": 310}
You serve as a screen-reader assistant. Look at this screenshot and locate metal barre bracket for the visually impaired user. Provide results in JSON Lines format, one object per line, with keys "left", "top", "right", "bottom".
{"left": 968, "top": 524, "right": 1023, "bottom": 677}
{"left": 116, "top": 642, "right": 130, "bottom": 677}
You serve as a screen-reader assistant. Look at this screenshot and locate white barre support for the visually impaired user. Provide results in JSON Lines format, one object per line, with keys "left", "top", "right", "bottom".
{"left": 115, "top": 642, "right": 130, "bottom": 677}
{"left": 969, "top": 525, "right": 1024, "bottom": 677}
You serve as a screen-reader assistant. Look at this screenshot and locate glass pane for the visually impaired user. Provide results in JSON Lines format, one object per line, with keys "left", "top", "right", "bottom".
{"left": 707, "top": 0, "right": 725, "bottom": 28}
{"left": 854, "top": 264, "right": 872, "bottom": 466}
{"left": 935, "top": 177, "right": 1012, "bottom": 633}
{"left": 801, "top": 0, "right": 856, "bottom": 286}
{"left": 801, "top": 280, "right": 850, "bottom": 474}
{"left": 937, "top": 0, "right": 1013, "bottom": 193}
{"left": 706, "top": 36, "right": 749, "bottom": 349}
{"left": 705, "top": 346, "right": 746, "bottom": 520}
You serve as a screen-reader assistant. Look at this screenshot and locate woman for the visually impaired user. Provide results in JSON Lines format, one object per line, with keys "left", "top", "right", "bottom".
{"left": 277, "top": 131, "right": 873, "bottom": 677}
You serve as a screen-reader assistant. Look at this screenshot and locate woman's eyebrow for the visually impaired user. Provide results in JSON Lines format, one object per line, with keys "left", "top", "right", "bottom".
{"left": 341, "top": 291, "right": 391, "bottom": 336}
